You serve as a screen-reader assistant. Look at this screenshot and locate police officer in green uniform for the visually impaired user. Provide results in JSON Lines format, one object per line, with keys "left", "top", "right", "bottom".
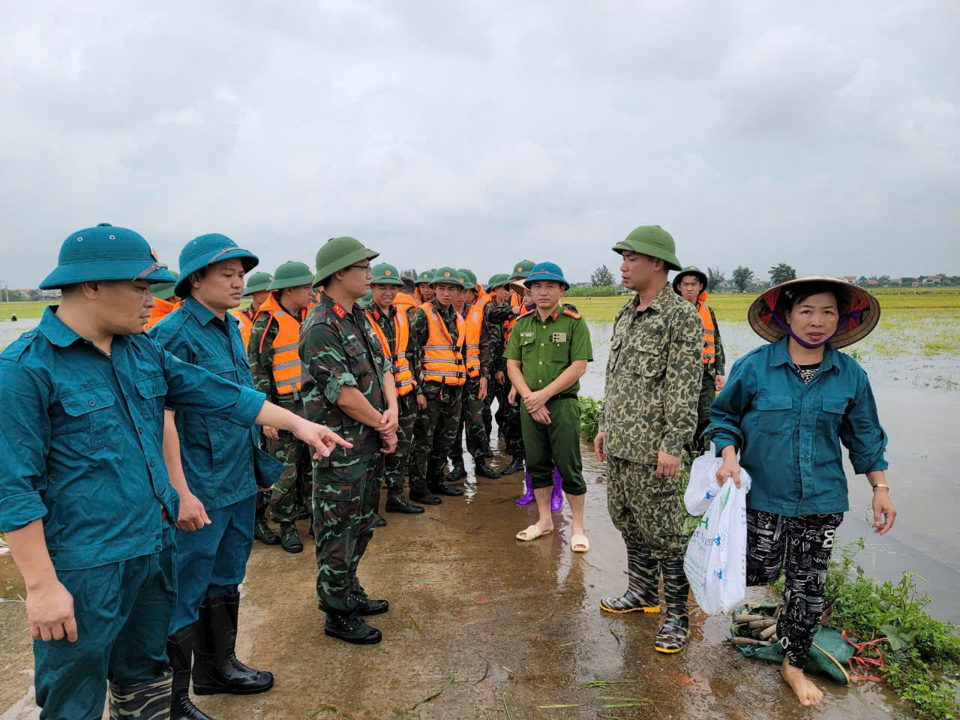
{"left": 504, "top": 262, "right": 593, "bottom": 551}
{"left": 0, "top": 224, "right": 348, "bottom": 720}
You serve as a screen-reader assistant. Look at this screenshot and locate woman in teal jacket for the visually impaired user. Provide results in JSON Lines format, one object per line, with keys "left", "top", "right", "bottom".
{"left": 708, "top": 277, "right": 897, "bottom": 708}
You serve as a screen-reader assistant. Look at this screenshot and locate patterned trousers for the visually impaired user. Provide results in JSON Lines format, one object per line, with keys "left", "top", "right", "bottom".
{"left": 746, "top": 509, "right": 844, "bottom": 668}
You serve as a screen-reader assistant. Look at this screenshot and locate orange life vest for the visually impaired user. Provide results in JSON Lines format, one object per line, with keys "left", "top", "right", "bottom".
{"left": 420, "top": 302, "right": 466, "bottom": 386}
{"left": 255, "top": 294, "right": 307, "bottom": 397}
{"left": 145, "top": 298, "right": 182, "bottom": 331}
{"left": 394, "top": 292, "right": 418, "bottom": 312}
{"left": 697, "top": 293, "right": 716, "bottom": 365}
{"left": 464, "top": 295, "right": 491, "bottom": 378}
{"left": 235, "top": 307, "right": 255, "bottom": 350}
{"left": 365, "top": 307, "right": 416, "bottom": 396}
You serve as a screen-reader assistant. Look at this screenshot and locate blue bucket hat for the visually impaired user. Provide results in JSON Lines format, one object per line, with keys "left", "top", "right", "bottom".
{"left": 40, "top": 223, "right": 176, "bottom": 290}
{"left": 175, "top": 233, "right": 259, "bottom": 298}
{"left": 525, "top": 261, "right": 569, "bottom": 290}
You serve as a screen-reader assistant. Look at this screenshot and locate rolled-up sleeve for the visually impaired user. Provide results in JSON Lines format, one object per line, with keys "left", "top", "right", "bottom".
{"left": 840, "top": 371, "right": 888, "bottom": 474}
{"left": 0, "top": 363, "right": 51, "bottom": 532}
{"left": 707, "top": 356, "right": 749, "bottom": 455}
{"left": 158, "top": 346, "right": 266, "bottom": 427}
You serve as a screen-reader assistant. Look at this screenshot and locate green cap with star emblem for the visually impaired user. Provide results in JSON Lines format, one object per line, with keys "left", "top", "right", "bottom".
{"left": 430, "top": 266, "right": 465, "bottom": 288}
{"left": 371, "top": 262, "right": 405, "bottom": 286}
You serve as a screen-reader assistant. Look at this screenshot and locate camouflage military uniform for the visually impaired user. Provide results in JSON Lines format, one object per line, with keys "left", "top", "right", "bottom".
{"left": 487, "top": 301, "right": 524, "bottom": 459}
{"left": 248, "top": 311, "right": 312, "bottom": 525}
{"left": 450, "top": 304, "right": 494, "bottom": 465}
{"left": 368, "top": 303, "right": 420, "bottom": 497}
{"left": 408, "top": 302, "right": 464, "bottom": 495}
{"left": 600, "top": 284, "right": 703, "bottom": 557}
{"left": 484, "top": 301, "right": 508, "bottom": 440}
{"left": 691, "top": 304, "right": 725, "bottom": 454}
{"left": 300, "top": 292, "right": 388, "bottom": 613}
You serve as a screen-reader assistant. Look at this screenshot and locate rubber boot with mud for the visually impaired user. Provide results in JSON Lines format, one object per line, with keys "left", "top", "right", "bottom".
{"left": 474, "top": 456, "right": 499, "bottom": 479}
{"left": 655, "top": 556, "right": 690, "bottom": 653}
{"left": 500, "top": 457, "right": 524, "bottom": 477}
{"left": 254, "top": 495, "right": 279, "bottom": 546}
{"left": 168, "top": 624, "right": 215, "bottom": 720}
{"left": 109, "top": 671, "right": 172, "bottom": 720}
{"left": 600, "top": 544, "right": 662, "bottom": 614}
{"left": 351, "top": 589, "right": 389, "bottom": 615}
{"left": 447, "top": 459, "right": 468, "bottom": 482}
{"left": 279, "top": 522, "right": 303, "bottom": 554}
{"left": 385, "top": 494, "right": 425, "bottom": 514}
{"left": 192, "top": 594, "right": 274, "bottom": 695}
{"left": 516, "top": 472, "right": 535, "bottom": 506}
{"left": 324, "top": 609, "right": 382, "bottom": 645}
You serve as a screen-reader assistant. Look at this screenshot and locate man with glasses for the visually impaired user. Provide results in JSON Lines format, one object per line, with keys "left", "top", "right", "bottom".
{"left": 301, "top": 237, "right": 399, "bottom": 645}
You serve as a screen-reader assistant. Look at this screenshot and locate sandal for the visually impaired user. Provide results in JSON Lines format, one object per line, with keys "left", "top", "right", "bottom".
{"left": 516, "top": 525, "right": 552, "bottom": 541}
{"left": 571, "top": 534, "right": 590, "bottom": 553}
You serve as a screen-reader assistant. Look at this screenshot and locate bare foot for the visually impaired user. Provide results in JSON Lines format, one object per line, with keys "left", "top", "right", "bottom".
{"left": 781, "top": 659, "right": 824, "bottom": 707}
{"left": 535, "top": 519, "right": 554, "bottom": 534}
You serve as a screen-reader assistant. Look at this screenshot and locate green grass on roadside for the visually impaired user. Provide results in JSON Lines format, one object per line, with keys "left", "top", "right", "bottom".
{"left": 0, "top": 301, "right": 55, "bottom": 319}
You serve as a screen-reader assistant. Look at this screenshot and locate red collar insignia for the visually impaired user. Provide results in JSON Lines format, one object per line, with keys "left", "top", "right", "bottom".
{"left": 332, "top": 302, "right": 346, "bottom": 318}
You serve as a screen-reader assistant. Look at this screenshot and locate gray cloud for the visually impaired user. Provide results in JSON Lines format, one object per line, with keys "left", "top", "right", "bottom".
{"left": 0, "top": 0, "right": 957, "bottom": 289}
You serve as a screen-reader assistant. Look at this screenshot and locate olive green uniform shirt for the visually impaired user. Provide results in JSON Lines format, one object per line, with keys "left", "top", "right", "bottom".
{"left": 503, "top": 304, "right": 593, "bottom": 395}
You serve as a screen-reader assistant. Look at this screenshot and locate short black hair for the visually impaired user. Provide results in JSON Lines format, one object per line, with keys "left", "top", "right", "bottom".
{"left": 780, "top": 281, "right": 850, "bottom": 314}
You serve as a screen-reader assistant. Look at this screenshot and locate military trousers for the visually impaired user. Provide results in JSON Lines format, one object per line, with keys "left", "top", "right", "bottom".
{"left": 408, "top": 383, "right": 462, "bottom": 492}
{"left": 606, "top": 455, "right": 690, "bottom": 560}
{"left": 520, "top": 396, "right": 586, "bottom": 495}
{"left": 383, "top": 391, "right": 418, "bottom": 497}
{"left": 35, "top": 541, "right": 176, "bottom": 720}
{"left": 265, "top": 428, "right": 312, "bottom": 524}
{"left": 170, "top": 494, "right": 255, "bottom": 634}
{"left": 450, "top": 376, "right": 488, "bottom": 462}
{"left": 313, "top": 454, "right": 383, "bottom": 613}
{"left": 499, "top": 379, "right": 524, "bottom": 458}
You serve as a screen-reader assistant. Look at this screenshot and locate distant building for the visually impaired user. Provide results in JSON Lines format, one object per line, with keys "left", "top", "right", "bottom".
{"left": 923, "top": 275, "right": 942, "bottom": 284}
{"left": 40, "top": 289, "right": 62, "bottom": 299}
{"left": 867, "top": 279, "right": 879, "bottom": 286}
{"left": 842, "top": 276, "right": 857, "bottom": 284}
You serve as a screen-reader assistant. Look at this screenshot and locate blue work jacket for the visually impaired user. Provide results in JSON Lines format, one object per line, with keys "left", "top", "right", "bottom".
{"left": 707, "top": 337, "right": 888, "bottom": 517}
{"left": 151, "top": 297, "right": 281, "bottom": 512}
{"left": 0, "top": 307, "right": 265, "bottom": 570}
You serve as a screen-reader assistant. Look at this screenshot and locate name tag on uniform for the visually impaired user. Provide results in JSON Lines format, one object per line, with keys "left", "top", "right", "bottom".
{"left": 520, "top": 331, "right": 535, "bottom": 338}
{"left": 551, "top": 332, "right": 567, "bottom": 343}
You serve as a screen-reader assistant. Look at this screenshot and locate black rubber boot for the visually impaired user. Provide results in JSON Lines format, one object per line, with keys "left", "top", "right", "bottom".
{"left": 351, "top": 589, "right": 389, "bottom": 616}
{"left": 375, "top": 516, "right": 387, "bottom": 527}
{"left": 474, "top": 457, "right": 500, "bottom": 479}
{"left": 429, "top": 481, "right": 464, "bottom": 497}
{"left": 410, "top": 488, "right": 443, "bottom": 505}
{"left": 254, "top": 496, "right": 279, "bottom": 545}
{"left": 324, "top": 610, "right": 382, "bottom": 644}
{"left": 279, "top": 522, "right": 303, "bottom": 554}
{"left": 385, "top": 495, "right": 425, "bottom": 514}
{"left": 192, "top": 594, "right": 274, "bottom": 696}
{"left": 447, "top": 461, "right": 467, "bottom": 482}
{"left": 168, "top": 624, "right": 215, "bottom": 720}
{"left": 499, "top": 457, "right": 524, "bottom": 476}
{"left": 109, "top": 671, "right": 172, "bottom": 720}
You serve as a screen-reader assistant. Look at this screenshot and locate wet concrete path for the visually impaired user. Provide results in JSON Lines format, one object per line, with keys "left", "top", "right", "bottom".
{"left": 0, "top": 445, "right": 907, "bottom": 719}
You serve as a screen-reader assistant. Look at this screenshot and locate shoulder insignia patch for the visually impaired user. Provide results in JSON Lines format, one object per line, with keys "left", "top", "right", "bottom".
{"left": 562, "top": 309, "right": 582, "bottom": 319}
{"left": 332, "top": 302, "right": 346, "bottom": 318}
{"left": 518, "top": 308, "right": 535, "bottom": 318}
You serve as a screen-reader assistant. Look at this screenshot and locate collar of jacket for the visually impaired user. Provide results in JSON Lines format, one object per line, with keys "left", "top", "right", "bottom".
{"left": 768, "top": 335, "right": 839, "bottom": 373}
{"left": 183, "top": 295, "right": 237, "bottom": 327}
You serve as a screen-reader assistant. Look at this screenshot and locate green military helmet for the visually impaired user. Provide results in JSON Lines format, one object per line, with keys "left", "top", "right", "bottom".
{"left": 672, "top": 265, "right": 708, "bottom": 294}
{"left": 612, "top": 225, "right": 682, "bottom": 271}
{"left": 459, "top": 268, "right": 478, "bottom": 289}
{"left": 314, "top": 236, "right": 380, "bottom": 289}
{"left": 371, "top": 262, "right": 405, "bottom": 287}
{"left": 416, "top": 270, "right": 434, "bottom": 285}
{"left": 486, "top": 272, "right": 508, "bottom": 290}
{"left": 152, "top": 271, "right": 180, "bottom": 301}
{"left": 268, "top": 261, "right": 314, "bottom": 291}
{"left": 430, "top": 266, "right": 465, "bottom": 288}
{"left": 40, "top": 223, "right": 176, "bottom": 289}
{"left": 242, "top": 271, "right": 274, "bottom": 297}
{"left": 508, "top": 259, "right": 535, "bottom": 281}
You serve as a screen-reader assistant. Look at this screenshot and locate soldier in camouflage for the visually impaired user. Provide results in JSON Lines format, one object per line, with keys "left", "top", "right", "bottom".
{"left": 407, "top": 268, "right": 469, "bottom": 503}
{"left": 248, "top": 261, "right": 316, "bottom": 553}
{"left": 483, "top": 273, "right": 512, "bottom": 450}
{"left": 672, "top": 266, "right": 726, "bottom": 454}
{"left": 593, "top": 225, "right": 704, "bottom": 654}
{"left": 448, "top": 268, "right": 499, "bottom": 480}
{"left": 366, "top": 262, "right": 425, "bottom": 515}
{"left": 300, "top": 237, "right": 399, "bottom": 645}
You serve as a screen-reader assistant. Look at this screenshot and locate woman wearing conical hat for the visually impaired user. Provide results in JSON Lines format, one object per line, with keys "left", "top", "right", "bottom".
{"left": 708, "top": 277, "right": 896, "bottom": 708}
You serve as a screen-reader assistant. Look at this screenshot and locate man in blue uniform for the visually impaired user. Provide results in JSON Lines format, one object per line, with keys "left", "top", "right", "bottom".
{"left": 0, "top": 224, "right": 348, "bottom": 720}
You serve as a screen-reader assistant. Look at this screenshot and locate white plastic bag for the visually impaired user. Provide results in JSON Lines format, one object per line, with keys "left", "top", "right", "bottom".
{"left": 683, "top": 454, "right": 752, "bottom": 615}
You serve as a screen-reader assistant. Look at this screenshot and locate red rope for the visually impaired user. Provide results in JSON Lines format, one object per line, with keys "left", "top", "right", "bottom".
{"left": 842, "top": 630, "right": 888, "bottom": 682}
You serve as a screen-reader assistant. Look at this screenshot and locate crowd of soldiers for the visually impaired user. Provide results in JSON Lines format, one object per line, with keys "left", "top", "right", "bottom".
{"left": 0, "top": 222, "right": 748, "bottom": 719}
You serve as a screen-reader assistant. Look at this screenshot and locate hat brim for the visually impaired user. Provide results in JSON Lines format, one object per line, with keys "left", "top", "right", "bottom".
{"left": 612, "top": 241, "right": 682, "bottom": 272}
{"left": 524, "top": 273, "right": 569, "bottom": 290}
{"left": 176, "top": 248, "right": 259, "bottom": 296}
{"left": 371, "top": 276, "right": 405, "bottom": 287}
{"left": 747, "top": 276, "right": 881, "bottom": 349}
{"left": 267, "top": 273, "right": 316, "bottom": 291}
{"left": 431, "top": 278, "right": 465, "bottom": 289}
{"left": 40, "top": 261, "right": 177, "bottom": 290}
{"left": 242, "top": 283, "right": 272, "bottom": 296}
{"left": 672, "top": 270, "right": 708, "bottom": 293}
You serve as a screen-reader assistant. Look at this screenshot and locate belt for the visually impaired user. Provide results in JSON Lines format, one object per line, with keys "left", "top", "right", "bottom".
{"left": 553, "top": 393, "right": 579, "bottom": 402}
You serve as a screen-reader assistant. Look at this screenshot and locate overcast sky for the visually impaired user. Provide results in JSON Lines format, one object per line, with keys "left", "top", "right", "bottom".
{"left": 1, "top": 0, "right": 957, "bottom": 288}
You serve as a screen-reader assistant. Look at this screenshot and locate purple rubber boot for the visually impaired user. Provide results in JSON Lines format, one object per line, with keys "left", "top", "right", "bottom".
{"left": 550, "top": 468, "right": 564, "bottom": 512}
{"left": 516, "top": 471, "right": 535, "bottom": 506}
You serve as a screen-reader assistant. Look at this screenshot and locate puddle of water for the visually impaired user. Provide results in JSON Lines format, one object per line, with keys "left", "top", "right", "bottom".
{"left": 0, "top": 319, "right": 40, "bottom": 351}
